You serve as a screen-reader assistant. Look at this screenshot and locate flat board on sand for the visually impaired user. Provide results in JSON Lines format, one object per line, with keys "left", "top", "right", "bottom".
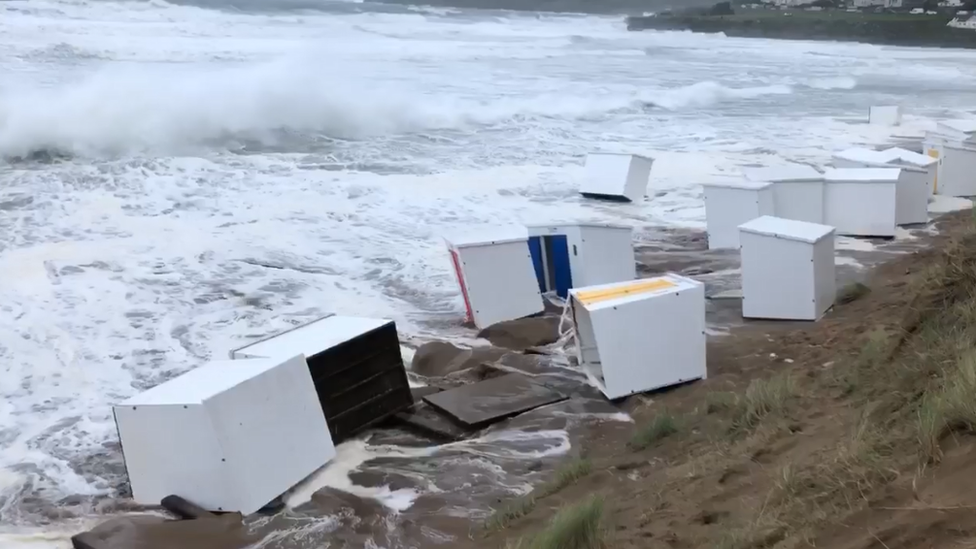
{"left": 392, "top": 401, "right": 474, "bottom": 442}
{"left": 423, "top": 373, "right": 566, "bottom": 428}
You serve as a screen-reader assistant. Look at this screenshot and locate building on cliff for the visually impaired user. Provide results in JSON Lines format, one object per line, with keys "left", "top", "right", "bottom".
{"left": 948, "top": 15, "right": 976, "bottom": 28}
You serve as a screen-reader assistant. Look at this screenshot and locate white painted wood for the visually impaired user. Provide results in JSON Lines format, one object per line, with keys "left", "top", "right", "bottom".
{"left": 831, "top": 148, "right": 928, "bottom": 225}
{"left": 114, "top": 355, "right": 334, "bottom": 515}
{"left": 445, "top": 232, "right": 544, "bottom": 329}
{"left": 743, "top": 164, "right": 824, "bottom": 224}
{"left": 570, "top": 275, "right": 706, "bottom": 400}
{"left": 702, "top": 180, "right": 775, "bottom": 249}
{"left": 526, "top": 222, "right": 635, "bottom": 294}
{"left": 739, "top": 216, "right": 836, "bottom": 321}
{"left": 823, "top": 168, "right": 899, "bottom": 237}
{"left": 580, "top": 153, "right": 654, "bottom": 202}
{"left": 869, "top": 106, "right": 901, "bottom": 126}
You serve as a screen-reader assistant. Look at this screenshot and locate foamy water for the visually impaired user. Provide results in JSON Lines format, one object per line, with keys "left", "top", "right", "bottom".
{"left": 3, "top": 0, "right": 976, "bottom": 542}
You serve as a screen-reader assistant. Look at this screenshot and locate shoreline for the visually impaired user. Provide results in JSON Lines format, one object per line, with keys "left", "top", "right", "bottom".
{"left": 626, "top": 11, "right": 976, "bottom": 50}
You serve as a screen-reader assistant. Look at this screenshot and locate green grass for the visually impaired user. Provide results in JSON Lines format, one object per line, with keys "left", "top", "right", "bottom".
{"left": 486, "top": 497, "right": 537, "bottom": 531}
{"left": 517, "top": 223, "right": 976, "bottom": 549}
{"left": 485, "top": 458, "right": 594, "bottom": 531}
{"left": 917, "top": 351, "right": 976, "bottom": 463}
{"left": 629, "top": 411, "right": 679, "bottom": 450}
{"left": 732, "top": 374, "right": 796, "bottom": 431}
{"left": 519, "top": 495, "right": 606, "bottom": 549}
{"left": 705, "top": 391, "right": 738, "bottom": 415}
{"left": 538, "top": 458, "right": 593, "bottom": 497}
{"left": 836, "top": 327, "right": 890, "bottom": 396}
{"left": 836, "top": 282, "right": 871, "bottom": 305}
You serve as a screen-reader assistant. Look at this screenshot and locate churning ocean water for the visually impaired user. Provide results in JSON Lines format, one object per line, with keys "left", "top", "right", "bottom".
{"left": 3, "top": 0, "right": 976, "bottom": 545}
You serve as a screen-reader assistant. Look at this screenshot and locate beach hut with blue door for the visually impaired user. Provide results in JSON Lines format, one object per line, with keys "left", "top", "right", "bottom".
{"left": 526, "top": 222, "right": 636, "bottom": 299}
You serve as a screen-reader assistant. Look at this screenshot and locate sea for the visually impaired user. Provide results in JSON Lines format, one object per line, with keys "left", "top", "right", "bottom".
{"left": 3, "top": 0, "right": 976, "bottom": 546}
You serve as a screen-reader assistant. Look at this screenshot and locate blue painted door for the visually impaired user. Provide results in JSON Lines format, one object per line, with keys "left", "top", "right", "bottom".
{"left": 527, "top": 236, "right": 547, "bottom": 294}
{"left": 548, "top": 235, "right": 573, "bottom": 299}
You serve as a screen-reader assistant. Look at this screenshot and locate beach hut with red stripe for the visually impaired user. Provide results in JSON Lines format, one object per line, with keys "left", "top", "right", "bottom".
{"left": 445, "top": 229, "right": 544, "bottom": 330}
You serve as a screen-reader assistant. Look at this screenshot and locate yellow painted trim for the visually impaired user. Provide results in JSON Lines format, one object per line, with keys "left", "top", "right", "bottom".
{"left": 574, "top": 278, "right": 677, "bottom": 306}
{"left": 927, "top": 148, "right": 940, "bottom": 193}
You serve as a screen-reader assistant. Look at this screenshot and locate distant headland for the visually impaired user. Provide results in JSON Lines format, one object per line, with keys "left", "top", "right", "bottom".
{"left": 627, "top": 1, "right": 976, "bottom": 49}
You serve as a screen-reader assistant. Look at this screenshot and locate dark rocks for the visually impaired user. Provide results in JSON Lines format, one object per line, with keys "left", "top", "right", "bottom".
{"left": 476, "top": 316, "right": 562, "bottom": 351}
{"left": 410, "top": 341, "right": 507, "bottom": 378}
{"left": 73, "top": 513, "right": 255, "bottom": 549}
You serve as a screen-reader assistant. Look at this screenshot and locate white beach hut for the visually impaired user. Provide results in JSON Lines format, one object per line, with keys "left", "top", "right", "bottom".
{"left": 445, "top": 230, "right": 545, "bottom": 329}
{"left": 230, "top": 314, "right": 412, "bottom": 443}
{"left": 526, "top": 222, "right": 635, "bottom": 298}
{"left": 868, "top": 106, "right": 902, "bottom": 126}
{"left": 569, "top": 275, "right": 706, "bottom": 400}
{"left": 924, "top": 120, "right": 976, "bottom": 196}
{"left": 702, "top": 180, "right": 775, "bottom": 250}
{"left": 580, "top": 153, "right": 655, "bottom": 203}
{"left": 742, "top": 164, "right": 824, "bottom": 224}
{"left": 823, "top": 168, "right": 900, "bottom": 237}
{"left": 832, "top": 147, "right": 928, "bottom": 225}
{"left": 739, "top": 216, "right": 836, "bottom": 321}
{"left": 876, "top": 147, "right": 939, "bottom": 197}
{"left": 114, "top": 355, "right": 335, "bottom": 515}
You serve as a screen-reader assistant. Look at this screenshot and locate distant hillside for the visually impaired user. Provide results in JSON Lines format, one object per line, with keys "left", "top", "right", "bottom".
{"left": 372, "top": 0, "right": 720, "bottom": 15}
{"left": 626, "top": 10, "right": 976, "bottom": 49}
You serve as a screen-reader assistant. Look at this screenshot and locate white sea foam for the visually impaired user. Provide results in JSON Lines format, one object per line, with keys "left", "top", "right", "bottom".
{"left": 284, "top": 429, "right": 571, "bottom": 510}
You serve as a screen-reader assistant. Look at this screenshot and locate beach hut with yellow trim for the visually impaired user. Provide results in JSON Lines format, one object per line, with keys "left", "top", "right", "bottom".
{"left": 568, "top": 274, "right": 706, "bottom": 400}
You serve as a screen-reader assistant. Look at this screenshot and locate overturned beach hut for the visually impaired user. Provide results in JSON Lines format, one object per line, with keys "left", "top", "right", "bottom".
{"left": 823, "top": 168, "right": 900, "bottom": 238}
{"left": 739, "top": 216, "right": 836, "bottom": 322}
{"left": 113, "top": 355, "right": 335, "bottom": 515}
{"left": 579, "top": 152, "right": 654, "bottom": 203}
{"left": 231, "top": 314, "right": 413, "bottom": 443}
{"left": 526, "top": 222, "right": 635, "bottom": 298}
{"left": 702, "top": 180, "right": 775, "bottom": 250}
{"left": 445, "top": 231, "right": 544, "bottom": 329}
{"left": 742, "top": 164, "right": 824, "bottom": 225}
{"left": 569, "top": 275, "right": 706, "bottom": 400}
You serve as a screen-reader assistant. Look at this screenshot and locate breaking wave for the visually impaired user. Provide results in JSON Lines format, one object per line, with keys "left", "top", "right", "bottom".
{"left": 0, "top": 58, "right": 795, "bottom": 158}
